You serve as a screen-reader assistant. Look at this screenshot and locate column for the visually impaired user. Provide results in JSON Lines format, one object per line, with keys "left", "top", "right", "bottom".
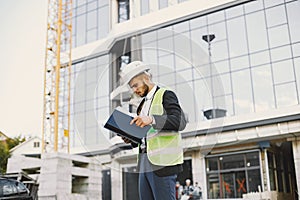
{"left": 130, "top": 0, "right": 141, "bottom": 19}
{"left": 87, "top": 158, "right": 102, "bottom": 200}
{"left": 38, "top": 153, "right": 72, "bottom": 200}
{"left": 192, "top": 151, "right": 206, "bottom": 199}
{"left": 292, "top": 139, "right": 300, "bottom": 195}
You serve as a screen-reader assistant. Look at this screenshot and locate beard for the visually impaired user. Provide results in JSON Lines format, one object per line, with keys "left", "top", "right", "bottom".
{"left": 140, "top": 83, "right": 149, "bottom": 97}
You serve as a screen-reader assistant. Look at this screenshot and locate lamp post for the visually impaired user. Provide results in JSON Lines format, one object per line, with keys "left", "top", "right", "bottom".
{"left": 202, "top": 34, "right": 216, "bottom": 119}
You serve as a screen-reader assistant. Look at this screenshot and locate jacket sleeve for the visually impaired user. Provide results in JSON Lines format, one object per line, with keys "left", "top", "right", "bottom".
{"left": 152, "top": 90, "right": 187, "bottom": 131}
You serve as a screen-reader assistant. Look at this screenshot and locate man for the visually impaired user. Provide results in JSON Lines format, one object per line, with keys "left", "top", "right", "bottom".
{"left": 182, "top": 179, "right": 194, "bottom": 199}
{"left": 119, "top": 61, "right": 187, "bottom": 200}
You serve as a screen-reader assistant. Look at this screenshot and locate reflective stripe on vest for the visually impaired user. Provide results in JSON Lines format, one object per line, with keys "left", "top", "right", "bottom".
{"left": 146, "top": 88, "right": 183, "bottom": 166}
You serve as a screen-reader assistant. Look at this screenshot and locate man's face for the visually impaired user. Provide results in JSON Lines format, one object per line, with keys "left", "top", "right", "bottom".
{"left": 129, "top": 76, "right": 149, "bottom": 97}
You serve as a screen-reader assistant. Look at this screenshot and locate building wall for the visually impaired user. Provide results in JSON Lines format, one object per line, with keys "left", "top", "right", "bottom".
{"left": 10, "top": 137, "right": 41, "bottom": 156}
{"left": 68, "top": 0, "right": 300, "bottom": 149}
{"left": 65, "top": 0, "right": 300, "bottom": 199}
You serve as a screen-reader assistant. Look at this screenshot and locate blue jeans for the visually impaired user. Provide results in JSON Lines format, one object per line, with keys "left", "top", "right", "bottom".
{"left": 138, "top": 154, "right": 177, "bottom": 200}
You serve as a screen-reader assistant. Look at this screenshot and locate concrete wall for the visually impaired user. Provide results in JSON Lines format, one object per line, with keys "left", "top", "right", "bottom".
{"left": 7, "top": 152, "right": 102, "bottom": 200}
{"left": 38, "top": 153, "right": 102, "bottom": 200}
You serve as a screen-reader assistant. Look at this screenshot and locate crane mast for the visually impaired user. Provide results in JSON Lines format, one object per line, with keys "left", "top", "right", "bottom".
{"left": 42, "top": 0, "right": 72, "bottom": 153}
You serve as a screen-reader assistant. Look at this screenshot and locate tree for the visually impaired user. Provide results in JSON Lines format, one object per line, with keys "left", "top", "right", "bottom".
{"left": 6, "top": 136, "right": 26, "bottom": 149}
{"left": 0, "top": 136, "right": 26, "bottom": 174}
{"left": 0, "top": 140, "right": 9, "bottom": 174}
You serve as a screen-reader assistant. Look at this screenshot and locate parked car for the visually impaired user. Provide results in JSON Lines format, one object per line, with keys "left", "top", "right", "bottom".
{"left": 0, "top": 178, "right": 32, "bottom": 200}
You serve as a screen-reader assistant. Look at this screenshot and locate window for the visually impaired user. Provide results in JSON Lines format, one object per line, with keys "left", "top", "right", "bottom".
{"left": 70, "top": 55, "right": 110, "bottom": 147}
{"left": 206, "top": 151, "right": 261, "bottom": 198}
{"left": 102, "top": 170, "right": 112, "bottom": 200}
{"left": 178, "top": 0, "right": 189, "bottom": 3}
{"left": 118, "top": 0, "right": 130, "bottom": 23}
{"left": 33, "top": 142, "right": 40, "bottom": 148}
{"left": 72, "top": 0, "right": 109, "bottom": 47}
{"left": 140, "top": 0, "right": 149, "bottom": 16}
{"left": 122, "top": 166, "right": 139, "bottom": 200}
{"left": 159, "top": 0, "right": 168, "bottom": 9}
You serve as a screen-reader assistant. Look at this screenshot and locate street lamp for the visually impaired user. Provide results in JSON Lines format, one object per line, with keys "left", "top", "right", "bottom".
{"left": 202, "top": 34, "right": 215, "bottom": 57}
{"left": 202, "top": 34, "right": 217, "bottom": 119}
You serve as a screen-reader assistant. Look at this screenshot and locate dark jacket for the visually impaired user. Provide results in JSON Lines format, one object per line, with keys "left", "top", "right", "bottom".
{"left": 135, "top": 87, "right": 187, "bottom": 176}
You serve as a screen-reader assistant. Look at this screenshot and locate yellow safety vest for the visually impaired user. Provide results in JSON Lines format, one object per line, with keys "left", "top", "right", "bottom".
{"left": 146, "top": 88, "right": 184, "bottom": 166}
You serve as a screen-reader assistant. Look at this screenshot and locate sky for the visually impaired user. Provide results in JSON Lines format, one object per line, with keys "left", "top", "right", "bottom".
{"left": 0, "top": 1, "right": 48, "bottom": 138}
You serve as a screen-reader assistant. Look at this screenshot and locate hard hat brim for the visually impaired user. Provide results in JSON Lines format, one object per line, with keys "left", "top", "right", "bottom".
{"left": 120, "top": 64, "right": 150, "bottom": 87}
{"left": 110, "top": 84, "right": 129, "bottom": 100}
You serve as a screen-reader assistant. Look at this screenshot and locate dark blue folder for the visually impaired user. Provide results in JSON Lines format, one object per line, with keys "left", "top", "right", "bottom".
{"left": 104, "top": 109, "right": 151, "bottom": 143}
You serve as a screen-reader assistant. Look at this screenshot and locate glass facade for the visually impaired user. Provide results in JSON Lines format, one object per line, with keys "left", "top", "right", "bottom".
{"left": 72, "top": 0, "right": 109, "bottom": 47}
{"left": 66, "top": 55, "right": 110, "bottom": 147}
{"left": 138, "top": 0, "right": 300, "bottom": 123}
{"left": 68, "top": 0, "right": 300, "bottom": 147}
{"left": 206, "top": 151, "right": 261, "bottom": 198}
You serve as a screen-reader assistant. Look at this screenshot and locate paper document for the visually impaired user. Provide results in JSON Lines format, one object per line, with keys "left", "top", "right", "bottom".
{"left": 104, "top": 108, "right": 151, "bottom": 143}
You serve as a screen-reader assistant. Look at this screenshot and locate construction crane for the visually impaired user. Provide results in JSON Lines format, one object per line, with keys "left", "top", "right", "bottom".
{"left": 42, "top": 0, "right": 73, "bottom": 153}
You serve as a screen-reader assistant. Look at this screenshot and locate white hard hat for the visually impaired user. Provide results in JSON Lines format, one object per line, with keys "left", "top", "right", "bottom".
{"left": 119, "top": 61, "right": 150, "bottom": 86}
{"left": 110, "top": 61, "right": 150, "bottom": 100}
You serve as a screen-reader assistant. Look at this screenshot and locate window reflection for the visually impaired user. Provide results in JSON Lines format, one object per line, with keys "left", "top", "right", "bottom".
{"left": 250, "top": 51, "right": 270, "bottom": 67}
{"left": 244, "top": 0, "right": 263, "bottom": 13}
{"left": 272, "top": 60, "right": 294, "bottom": 84}
{"left": 98, "top": 6, "right": 109, "bottom": 39}
{"left": 270, "top": 46, "right": 291, "bottom": 62}
{"left": 230, "top": 56, "right": 250, "bottom": 71}
{"left": 87, "top": 29, "right": 97, "bottom": 43}
{"left": 174, "top": 34, "right": 192, "bottom": 62}
{"left": 207, "top": 10, "right": 225, "bottom": 24}
{"left": 246, "top": 11, "right": 268, "bottom": 53}
{"left": 173, "top": 21, "right": 190, "bottom": 34}
{"left": 105, "top": 0, "right": 300, "bottom": 124}
{"left": 232, "top": 69, "right": 254, "bottom": 114}
{"left": 213, "top": 73, "right": 231, "bottom": 96}
{"left": 295, "top": 58, "right": 300, "bottom": 101}
{"left": 264, "top": 0, "right": 284, "bottom": 8}
{"left": 215, "top": 94, "right": 233, "bottom": 116}
{"left": 70, "top": 55, "right": 109, "bottom": 147}
{"left": 77, "top": 4, "right": 86, "bottom": 15}
{"left": 268, "top": 25, "right": 290, "bottom": 48}
{"left": 227, "top": 17, "right": 248, "bottom": 57}
{"left": 226, "top": 4, "right": 243, "bottom": 19}
{"left": 73, "top": 0, "right": 109, "bottom": 47}
{"left": 266, "top": 5, "right": 287, "bottom": 28}
{"left": 208, "top": 22, "right": 226, "bottom": 41}
{"left": 76, "top": 15, "right": 86, "bottom": 46}
{"left": 275, "top": 82, "right": 298, "bottom": 107}
{"left": 213, "top": 60, "right": 230, "bottom": 75}
{"left": 287, "top": 2, "right": 300, "bottom": 43}
{"left": 157, "top": 37, "right": 174, "bottom": 57}
{"left": 190, "top": 16, "right": 207, "bottom": 30}
{"left": 87, "top": 10, "right": 97, "bottom": 29}
{"left": 158, "top": 54, "right": 175, "bottom": 75}
{"left": 87, "top": 1, "right": 97, "bottom": 11}
{"left": 176, "top": 82, "right": 198, "bottom": 122}
{"left": 211, "top": 40, "right": 228, "bottom": 62}
{"left": 252, "top": 65, "right": 275, "bottom": 112}
{"left": 292, "top": 43, "right": 300, "bottom": 57}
